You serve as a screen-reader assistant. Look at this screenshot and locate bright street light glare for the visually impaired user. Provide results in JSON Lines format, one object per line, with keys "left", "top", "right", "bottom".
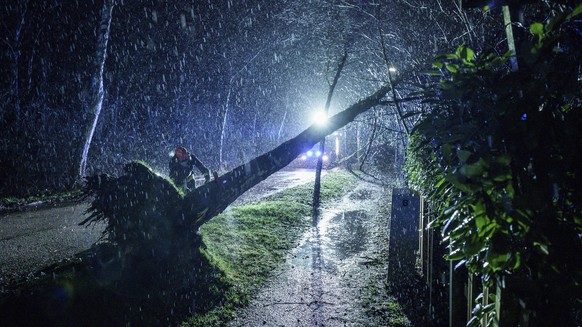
{"left": 389, "top": 66, "right": 397, "bottom": 73}
{"left": 311, "top": 111, "right": 328, "bottom": 126}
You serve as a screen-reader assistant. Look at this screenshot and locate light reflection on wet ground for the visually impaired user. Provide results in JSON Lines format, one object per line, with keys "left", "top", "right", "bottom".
{"left": 230, "top": 168, "right": 327, "bottom": 207}
{"left": 228, "top": 179, "right": 397, "bottom": 327}
{"left": 0, "top": 169, "right": 323, "bottom": 292}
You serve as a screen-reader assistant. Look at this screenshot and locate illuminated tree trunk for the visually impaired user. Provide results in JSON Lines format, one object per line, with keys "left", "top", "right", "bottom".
{"left": 83, "top": 82, "right": 393, "bottom": 265}
{"left": 277, "top": 110, "right": 287, "bottom": 144}
{"left": 184, "top": 81, "right": 391, "bottom": 231}
{"left": 218, "top": 48, "right": 266, "bottom": 169}
{"left": 313, "top": 51, "right": 347, "bottom": 217}
{"left": 218, "top": 85, "right": 231, "bottom": 168}
{"left": 79, "top": 0, "right": 114, "bottom": 178}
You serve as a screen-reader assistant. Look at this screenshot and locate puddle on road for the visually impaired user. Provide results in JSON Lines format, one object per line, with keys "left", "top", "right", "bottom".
{"left": 325, "top": 210, "right": 368, "bottom": 261}
{"left": 292, "top": 207, "right": 369, "bottom": 270}
{"left": 348, "top": 188, "right": 374, "bottom": 201}
{"left": 228, "top": 181, "right": 398, "bottom": 327}
{"left": 291, "top": 184, "right": 379, "bottom": 272}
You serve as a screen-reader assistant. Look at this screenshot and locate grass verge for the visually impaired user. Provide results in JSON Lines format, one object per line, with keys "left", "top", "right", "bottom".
{"left": 362, "top": 283, "right": 412, "bottom": 327}
{"left": 180, "top": 169, "right": 356, "bottom": 327}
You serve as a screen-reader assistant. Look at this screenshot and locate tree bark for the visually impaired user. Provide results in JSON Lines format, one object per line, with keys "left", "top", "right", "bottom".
{"left": 79, "top": 0, "right": 114, "bottom": 178}
{"left": 184, "top": 81, "right": 392, "bottom": 231}
{"left": 313, "top": 51, "right": 347, "bottom": 217}
{"left": 8, "top": 2, "right": 28, "bottom": 133}
{"left": 83, "top": 81, "right": 392, "bottom": 260}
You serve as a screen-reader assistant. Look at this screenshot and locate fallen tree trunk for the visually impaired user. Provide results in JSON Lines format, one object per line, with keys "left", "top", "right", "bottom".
{"left": 81, "top": 83, "right": 391, "bottom": 291}
{"left": 184, "top": 82, "right": 392, "bottom": 230}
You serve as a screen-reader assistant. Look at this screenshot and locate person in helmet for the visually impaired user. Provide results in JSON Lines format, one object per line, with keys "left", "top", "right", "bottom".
{"left": 169, "top": 146, "right": 211, "bottom": 190}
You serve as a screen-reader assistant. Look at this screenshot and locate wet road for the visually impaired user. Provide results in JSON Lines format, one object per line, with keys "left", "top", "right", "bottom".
{"left": 0, "top": 202, "right": 103, "bottom": 288}
{"left": 228, "top": 179, "right": 401, "bottom": 327}
{"left": 231, "top": 168, "right": 326, "bottom": 206}
{"left": 0, "top": 168, "right": 322, "bottom": 289}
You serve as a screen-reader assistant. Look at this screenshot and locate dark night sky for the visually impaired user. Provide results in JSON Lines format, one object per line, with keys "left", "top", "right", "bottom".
{"left": 0, "top": 0, "right": 504, "bottom": 195}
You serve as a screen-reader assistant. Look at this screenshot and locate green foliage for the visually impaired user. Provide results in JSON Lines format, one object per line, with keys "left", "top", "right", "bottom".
{"left": 363, "top": 291, "right": 411, "bottom": 327}
{"left": 275, "top": 169, "right": 356, "bottom": 205}
{"left": 405, "top": 5, "right": 582, "bottom": 324}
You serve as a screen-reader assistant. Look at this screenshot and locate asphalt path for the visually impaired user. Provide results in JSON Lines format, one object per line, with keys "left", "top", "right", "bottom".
{"left": 0, "top": 168, "right": 323, "bottom": 289}
{"left": 228, "top": 177, "right": 400, "bottom": 326}
{"left": 0, "top": 202, "right": 103, "bottom": 289}
{"left": 231, "top": 168, "right": 326, "bottom": 206}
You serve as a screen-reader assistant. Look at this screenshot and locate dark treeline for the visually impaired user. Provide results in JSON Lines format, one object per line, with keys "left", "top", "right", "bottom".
{"left": 0, "top": 0, "right": 512, "bottom": 198}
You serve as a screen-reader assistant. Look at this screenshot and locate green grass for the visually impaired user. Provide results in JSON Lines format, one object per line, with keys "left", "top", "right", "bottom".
{"left": 180, "top": 169, "right": 356, "bottom": 327}
{"left": 362, "top": 282, "right": 412, "bottom": 327}
{"left": 0, "top": 168, "right": 355, "bottom": 326}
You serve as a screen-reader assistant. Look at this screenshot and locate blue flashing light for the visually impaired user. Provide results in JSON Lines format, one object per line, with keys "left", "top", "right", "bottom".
{"left": 521, "top": 113, "right": 527, "bottom": 121}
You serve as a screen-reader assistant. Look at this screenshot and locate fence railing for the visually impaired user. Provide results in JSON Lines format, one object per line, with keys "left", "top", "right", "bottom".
{"left": 389, "top": 189, "right": 504, "bottom": 326}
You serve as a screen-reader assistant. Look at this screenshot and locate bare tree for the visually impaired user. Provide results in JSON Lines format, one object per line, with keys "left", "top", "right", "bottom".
{"left": 312, "top": 50, "right": 348, "bottom": 216}
{"left": 79, "top": 0, "right": 115, "bottom": 178}
{"left": 2, "top": 1, "right": 28, "bottom": 133}
{"left": 218, "top": 47, "right": 266, "bottom": 169}
{"left": 84, "top": 80, "right": 394, "bottom": 244}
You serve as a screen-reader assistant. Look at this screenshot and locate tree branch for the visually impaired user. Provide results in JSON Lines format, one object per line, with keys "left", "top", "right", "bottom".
{"left": 359, "top": 109, "right": 378, "bottom": 171}
{"left": 376, "top": 5, "right": 410, "bottom": 135}
{"left": 313, "top": 50, "right": 348, "bottom": 216}
{"left": 185, "top": 81, "right": 392, "bottom": 230}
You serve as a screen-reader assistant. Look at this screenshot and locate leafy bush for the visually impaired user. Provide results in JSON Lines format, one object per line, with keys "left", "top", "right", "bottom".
{"left": 405, "top": 5, "right": 582, "bottom": 325}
